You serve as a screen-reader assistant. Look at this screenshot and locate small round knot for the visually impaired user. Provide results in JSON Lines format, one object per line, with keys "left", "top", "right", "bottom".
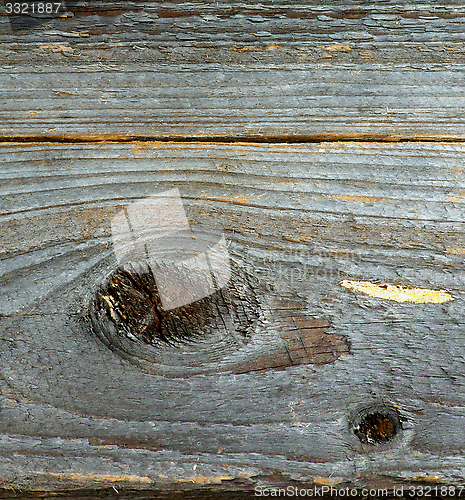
{"left": 351, "top": 405, "right": 402, "bottom": 445}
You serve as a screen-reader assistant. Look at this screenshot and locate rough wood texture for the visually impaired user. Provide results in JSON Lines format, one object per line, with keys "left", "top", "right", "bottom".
{"left": 1, "top": 1, "right": 465, "bottom": 140}
{"left": 1, "top": 141, "right": 465, "bottom": 494}
{"left": 1, "top": 0, "right": 465, "bottom": 496}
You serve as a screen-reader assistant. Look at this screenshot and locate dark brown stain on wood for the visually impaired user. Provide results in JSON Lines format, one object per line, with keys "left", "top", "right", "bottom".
{"left": 232, "top": 299, "right": 349, "bottom": 374}
{"left": 330, "top": 8, "right": 368, "bottom": 19}
{"left": 93, "top": 263, "right": 256, "bottom": 346}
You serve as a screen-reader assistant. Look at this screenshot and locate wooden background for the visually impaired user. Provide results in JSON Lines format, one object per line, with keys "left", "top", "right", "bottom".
{"left": 1, "top": 1, "right": 465, "bottom": 497}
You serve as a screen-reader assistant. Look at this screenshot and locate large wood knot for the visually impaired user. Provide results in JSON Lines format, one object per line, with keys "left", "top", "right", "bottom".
{"left": 89, "top": 259, "right": 261, "bottom": 376}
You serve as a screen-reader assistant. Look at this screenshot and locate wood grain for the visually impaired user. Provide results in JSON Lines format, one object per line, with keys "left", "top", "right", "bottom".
{"left": 1, "top": 1, "right": 465, "bottom": 141}
{"left": 1, "top": 1, "right": 465, "bottom": 495}
{"left": 1, "top": 141, "right": 465, "bottom": 492}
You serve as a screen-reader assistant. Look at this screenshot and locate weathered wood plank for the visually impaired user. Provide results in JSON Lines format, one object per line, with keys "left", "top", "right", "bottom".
{"left": 1, "top": 2, "right": 464, "bottom": 140}
{"left": 2, "top": 1, "right": 465, "bottom": 45}
{"left": 1, "top": 141, "right": 465, "bottom": 492}
{"left": 1, "top": 67, "right": 464, "bottom": 141}
{"left": 2, "top": 2, "right": 465, "bottom": 494}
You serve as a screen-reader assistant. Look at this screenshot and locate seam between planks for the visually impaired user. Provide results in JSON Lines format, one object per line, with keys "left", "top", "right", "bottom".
{"left": 1, "top": 133, "right": 465, "bottom": 144}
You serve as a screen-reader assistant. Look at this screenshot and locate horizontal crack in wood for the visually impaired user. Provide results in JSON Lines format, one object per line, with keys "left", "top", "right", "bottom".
{"left": 1, "top": 134, "right": 465, "bottom": 145}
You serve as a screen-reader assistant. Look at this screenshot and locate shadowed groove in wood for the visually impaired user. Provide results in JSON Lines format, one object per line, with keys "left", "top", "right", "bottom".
{"left": 1, "top": 134, "right": 465, "bottom": 144}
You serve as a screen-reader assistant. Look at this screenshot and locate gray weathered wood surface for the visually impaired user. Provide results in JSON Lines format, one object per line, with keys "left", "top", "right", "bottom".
{"left": 1, "top": 1, "right": 465, "bottom": 496}
{"left": 1, "top": 1, "right": 465, "bottom": 141}
{"left": 2, "top": 141, "right": 465, "bottom": 494}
